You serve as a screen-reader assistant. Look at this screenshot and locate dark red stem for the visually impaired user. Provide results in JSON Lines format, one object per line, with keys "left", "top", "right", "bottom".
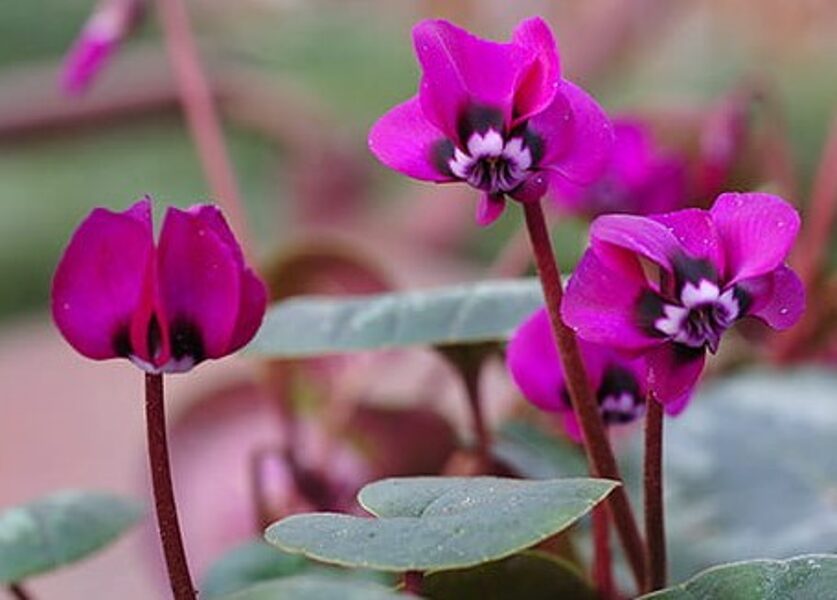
{"left": 145, "top": 373, "right": 196, "bottom": 600}
{"left": 403, "top": 571, "right": 423, "bottom": 594}
{"left": 522, "top": 201, "right": 646, "bottom": 590}
{"left": 592, "top": 506, "right": 616, "bottom": 599}
{"left": 643, "top": 397, "right": 666, "bottom": 593}
{"left": 154, "top": 0, "right": 251, "bottom": 253}
{"left": 8, "top": 584, "right": 33, "bottom": 600}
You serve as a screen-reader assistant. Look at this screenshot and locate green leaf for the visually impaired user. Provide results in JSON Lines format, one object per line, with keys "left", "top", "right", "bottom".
{"left": 423, "top": 550, "right": 595, "bottom": 600}
{"left": 0, "top": 490, "right": 142, "bottom": 583}
{"left": 640, "top": 368, "right": 837, "bottom": 582}
{"left": 202, "top": 541, "right": 324, "bottom": 599}
{"left": 492, "top": 420, "right": 587, "bottom": 480}
{"left": 247, "top": 279, "right": 543, "bottom": 357}
{"left": 640, "top": 555, "right": 837, "bottom": 599}
{"left": 265, "top": 477, "right": 617, "bottom": 572}
{"left": 217, "top": 574, "right": 409, "bottom": 600}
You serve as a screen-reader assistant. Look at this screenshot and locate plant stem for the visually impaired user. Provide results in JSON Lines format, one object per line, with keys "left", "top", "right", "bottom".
{"left": 592, "top": 506, "right": 615, "bottom": 599}
{"left": 8, "top": 584, "right": 33, "bottom": 600}
{"left": 154, "top": 0, "right": 251, "bottom": 252}
{"left": 145, "top": 373, "right": 196, "bottom": 600}
{"left": 403, "top": 571, "right": 423, "bottom": 594}
{"left": 522, "top": 201, "right": 646, "bottom": 590}
{"left": 643, "top": 397, "right": 666, "bottom": 593}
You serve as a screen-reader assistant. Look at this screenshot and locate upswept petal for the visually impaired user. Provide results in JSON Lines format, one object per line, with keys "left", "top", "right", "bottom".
{"left": 52, "top": 198, "right": 154, "bottom": 360}
{"left": 709, "top": 192, "right": 801, "bottom": 282}
{"left": 534, "top": 80, "right": 613, "bottom": 184}
{"left": 562, "top": 249, "right": 662, "bottom": 351}
{"left": 649, "top": 209, "right": 724, "bottom": 271}
{"left": 228, "top": 269, "right": 268, "bottom": 353}
{"left": 736, "top": 265, "right": 805, "bottom": 330}
{"left": 475, "top": 192, "right": 506, "bottom": 226}
{"left": 368, "top": 97, "right": 453, "bottom": 182}
{"left": 507, "top": 308, "right": 566, "bottom": 413}
{"left": 157, "top": 205, "right": 243, "bottom": 360}
{"left": 510, "top": 17, "right": 561, "bottom": 123}
{"left": 646, "top": 344, "right": 705, "bottom": 408}
{"left": 590, "top": 213, "right": 681, "bottom": 274}
{"left": 413, "top": 19, "right": 530, "bottom": 138}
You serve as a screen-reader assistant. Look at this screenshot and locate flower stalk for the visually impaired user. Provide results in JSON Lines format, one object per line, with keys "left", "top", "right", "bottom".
{"left": 643, "top": 396, "right": 666, "bottom": 593}
{"left": 145, "top": 373, "right": 196, "bottom": 600}
{"left": 592, "top": 506, "right": 615, "bottom": 599}
{"left": 154, "top": 0, "right": 251, "bottom": 253}
{"left": 8, "top": 584, "right": 33, "bottom": 600}
{"left": 522, "top": 200, "right": 646, "bottom": 589}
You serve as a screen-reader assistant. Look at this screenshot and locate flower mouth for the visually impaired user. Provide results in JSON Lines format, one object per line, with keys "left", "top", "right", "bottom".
{"left": 654, "top": 279, "right": 740, "bottom": 353}
{"left": 596, "top": 365, "right": 645, "bottom": 425}
{"left": 448, "top": 129, "right": 533, "bottom": 194}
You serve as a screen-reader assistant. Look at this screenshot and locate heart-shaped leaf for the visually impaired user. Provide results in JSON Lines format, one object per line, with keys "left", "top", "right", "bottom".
{"left": 422, "top": 550, "right": 595, "bottom": 599}
{"left": 640, "top": 554, "right": 837, "bottom": 599}
{"left": 247, "top": 279, "right": 543, "bottom": 357}
{"left": 265, "top": 477, "right": 617, "bottom": 572}
{"left": 0, "top": 490, "right": 142, "bottom": 583}
{"left": 217, "top": 574, "right": 410, "bottom": 600}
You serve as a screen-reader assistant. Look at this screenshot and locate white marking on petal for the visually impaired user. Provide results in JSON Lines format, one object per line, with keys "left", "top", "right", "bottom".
{"left": 468, "top": 129, "right": 504, "bottom": 157}
{"left": 718, "top": 287, "right": 740, "bottom": 321}
{"left": 681, "top": 279, "right": 721, "bottom": 307}
{"left": 448, "top": 147, "right": 472, "bottom": 179}
{"left": 503, "top": 137, "right": 532, "bottom": 171}
{"left": 655, "top": 304, "right": 689, "bottom": 336}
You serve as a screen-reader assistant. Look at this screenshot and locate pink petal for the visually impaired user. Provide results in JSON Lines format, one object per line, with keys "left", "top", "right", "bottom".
{"left": 368, "top": 97, "right": 454, "bottom": 182}
{"left": 157, "top": 205, "right": 244, "bottom": 362}
{"left": 535, "top": 80, "right": 613, "bottom": 185}
{"left": 413, "top": 19, "right": 529, "bottom": 139}
{"left": 61, "top": 35, "right": 117, "bottom": 95}
{"left": 709, "top": 192, "right": 801, "bottom": 282}
{"left": 737, "top": 265, "right": 805, "bottom": 330}
{"left": 562, "top": 249, "right": 662, "bottom": 351}
{"left": 507, "top": 308, "right": 567, "bottom": 413}
{"left": 52, "top": 198, "right": 154, "bottom": 360}
{"left": 590, "top": 213, "right": 683, "bottom": 275}
{"left": 510, "top": 17, "right": 561, "bottom": 124}
{"left": 649, "top": 209, "right": 724, "bottom": 271}
{"left": 646, "top": 344, "right": 705, "bottom": 407}
{"left": 227, "top": 269, "right": 268, "bottom": 353}
{"left": 475, "top": 192, "right": 506, "bottom": 226}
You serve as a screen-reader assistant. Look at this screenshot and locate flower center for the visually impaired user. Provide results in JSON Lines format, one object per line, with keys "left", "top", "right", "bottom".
{"left": 448, "top": 129, "right": 532, "bottom": 194}
{"left": 654, "top": 279, "right": 739, "bottom": 353}
{"left": 596, "top": 365, "right": 645, "bottom": 426}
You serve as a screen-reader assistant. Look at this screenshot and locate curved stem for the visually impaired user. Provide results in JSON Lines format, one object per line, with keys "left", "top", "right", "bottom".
{"left": 643, "top": 397, "right": 666, "bottom": 593}
{"left": 154, "top": 0, "right": 251, "bottom": 253}
{"left": 8, "top": 584, "right": 33, "bottom": 600}
{"left": 522, "top": 201, "right": 646, "bottom": 590}
{"left": 145, "top": 373, "right": 196, "bottom": 600}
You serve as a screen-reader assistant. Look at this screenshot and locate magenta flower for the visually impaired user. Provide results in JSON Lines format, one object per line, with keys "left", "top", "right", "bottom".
{"left": 508, "top": 308, "right": 653, "bottom": 441}
{"left": 550, "top": 118, "right": 688, "bottom": 218}
{"left": 52, "top": 197, "right": 267, "bottom": 374}
{"left": 368, "top": 17, "right": 613, "bottom": 226}
{"left": 562, "top": 192, "right": 805, "bottom": 408}
{"left": 61, "top": 0, "right": 144, "bottom": 94}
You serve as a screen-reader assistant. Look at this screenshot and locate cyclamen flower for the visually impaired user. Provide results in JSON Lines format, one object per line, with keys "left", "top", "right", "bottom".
{"left": 562, "top": 192, "right": 805, "bottom": 407}
{"left": 508, "top": 308, "right": 660, "bottom": 441}
{"left": 61, "top": 0, "right": 145, "bottom": 94}
{"left": 551, "top": 118, "right": 688, "bottom": 218}
{"left": 52, "top": 197, "right": 267, "bottom": 374}
{"left": 369, "top": 17, "right": 613, "bottom": 226}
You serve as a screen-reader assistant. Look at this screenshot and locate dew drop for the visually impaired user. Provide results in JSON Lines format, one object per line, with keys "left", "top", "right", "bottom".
{"left": 779, "top": 308, "right": 789, "bottom": 315}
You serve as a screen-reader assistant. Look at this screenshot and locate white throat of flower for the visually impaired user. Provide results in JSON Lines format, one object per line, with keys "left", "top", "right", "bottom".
{"left": 655, "top": 279, "right": 739, "bottom": 352}
{"left": 448, "top": 129, "right": 532, "bottom": 194}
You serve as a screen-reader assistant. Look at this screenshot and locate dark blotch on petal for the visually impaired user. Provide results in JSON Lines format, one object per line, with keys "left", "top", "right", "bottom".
{"left": 431, "top": 138, "right": 455, "bottom": 177}
{"left": 147, "top": 314, "right": 163, "bottom": 360}
{"left": 733, "top": 284, "right": 753, "bottom": 316}
{"left": 670, "top": 342, "right": 705, "bottom": 366}
{"left": 672, "top": 254, "right": 718, "bottom": 291}
{"left": 457, "top": 105, "right": 505, "bottom": 144}
{"left": 169, "top": 319, "right": 205, "bottom": 363}
{"left": 598, "top": 365, "right": 642, "bottom": 401}
{"left": 636, "top": 289, "right": 668, "bottom": 338}
{"left": 521, "top": 127, "right": 544, "bottom": 166}
{"left": 112, "top": 326, "right": 132, "bottom": 357}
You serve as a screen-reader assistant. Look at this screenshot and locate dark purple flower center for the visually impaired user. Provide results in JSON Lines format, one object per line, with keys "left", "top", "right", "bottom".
{"left": 654, "top": 279, "right": 739, "bottom": 353}
{"left": 561, "top": 365, "right": 645, "bottom": 426}
{"left": 113, "top": 315, "right": 205, "bottom": 374}
{"left": 448, "top": 129, "right": 533, "bottom": 194}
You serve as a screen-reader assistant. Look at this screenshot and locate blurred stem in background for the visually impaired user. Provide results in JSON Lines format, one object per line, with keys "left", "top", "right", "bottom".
{"left": 522, "top": 200, "right": 647, "bottom": 591}
{"left": 154, "top": 0, "right": 251, "bottom": 254}
{"left": 7, "top": 584, "right": 34, "bottom": 600}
